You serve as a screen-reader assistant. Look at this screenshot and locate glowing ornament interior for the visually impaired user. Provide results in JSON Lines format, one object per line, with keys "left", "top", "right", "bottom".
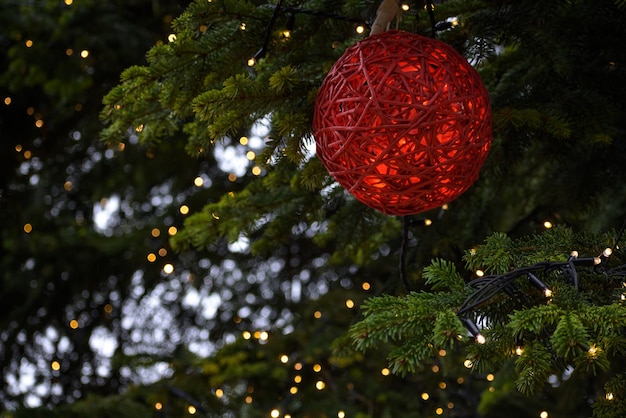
{"left": 313, "top": 30, "right": 492, "bottom": 215}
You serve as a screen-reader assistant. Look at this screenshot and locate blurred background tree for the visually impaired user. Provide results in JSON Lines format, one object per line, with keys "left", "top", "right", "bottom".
{"left": 2, "top": 0, "right": 626, "bottom": 417}
{"left": 0, "top": 0, "right": 199, "bottom": 408}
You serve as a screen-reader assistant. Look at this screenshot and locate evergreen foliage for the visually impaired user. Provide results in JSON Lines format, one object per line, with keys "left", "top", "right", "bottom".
{"left": 3, "top": 0, "right": 626, "bottom": 417}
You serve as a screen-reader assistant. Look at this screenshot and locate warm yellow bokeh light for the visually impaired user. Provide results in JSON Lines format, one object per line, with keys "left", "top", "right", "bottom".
{"left": 381, "top": 368, "right": 390, "bottom": 376}
{"left": 251, "top": 166, "right": 262, "bottom": 176}
{"left": 315, "top": 380, "right": 326, "bottom": 390}
{"left": 345, "top": 299, "right": 355, "bottom": 309}
{"left": 355, "top": 25, "right": 365, "bottom": 34}
{"left": 51, "top": 361, "right": 61, "bottom": 371}
{"left": 158, "top": 248, "right": 167, "bottom": 257}
{"left": 147, "top": 253, "right": 157, "bottom": 262}
{"left": 313, "top": 310, "right": 322, "bottom": 319}
{"left": 280, "top": 354, "right": 289, "bottom": 364}
{"left": 362, "top": 282, "right": 370, "bottom": 290}
{"left": 194, "top": 176, "right": 204, "bottom": 187}
{"left": 313, "top": 364, "right": 322, "bottom": 372}
{"left": 294, "top": 375, "right": 302, "bottom": 383}
{"left": 228, "top": 173, "right": 237, "bottom": 182}
{"left": 24, "top": 223, "right": 33, "bottom": 233}
{"left": 155, "top": 402, "right": 163, "bottom": 410}
{"left": 80, "top": 50, "right": 89, "bottom": 58}
{"left": 424, "top": 218, "right": 433, "bottom": 226}
{"left": 168, "top": 226, "right": 177, "bottom": 236}
{"left": 294, "top": 362, "right": 303, "bottom": 371}
{"left": 187, "top": 405, "right": 196, "bottom": 415}
{"left": 180, "top": 205, "right": 190, "bottom": 215}
{"left": 69, "top": 320, "right": 79, "bottom": 329}
{"left": 239, "top": 136, "right": 249, "bottom": 145}
{"left": 168, "top": 34, "right": 177, "bottom": 42}
{"left": 64, "top": 0, "right": 73, "bottom": 5}
{"left": 421, "top": 392, "right": 430, "bottom": 400}
{"left": 436, "top": 407, "right": 444, "bottom": 415}
{"left": 215, "top": 388, "right": 224, "bottom": 398}
{"left": 242, "top": 331, "right": 251, "bottom": 339}
{"left": 151, "top": 228, "right": 160, "bottom": 237}
{"left": 290, "top": 386, "right": 298, "bottom": 394}
{"left": 163, "top": 263, "right": 174, "bottom": 274}
{"left": 544, "top": 221, "right": 553, "bottom": 229}
{"left": 3, "top": 97, "right": 10, "bottom": 105}
{"left": 438, "top": 382, "right": 447, "bottom": 389}
{"left": 486, "top": 373, "right": 495, "bottom": 381}
{"left": 540, "top": 412, "right": 549, "bottom": 418}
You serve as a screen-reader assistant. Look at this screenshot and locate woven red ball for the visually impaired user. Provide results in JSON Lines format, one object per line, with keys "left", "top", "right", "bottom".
{"left": 313, "top": 30, "right": 492, "bottom": 216}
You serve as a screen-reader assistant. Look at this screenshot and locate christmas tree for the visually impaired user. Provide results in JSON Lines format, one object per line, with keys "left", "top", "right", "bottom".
{"left": 4, "top": 0, "right": 626, "bottom": 417}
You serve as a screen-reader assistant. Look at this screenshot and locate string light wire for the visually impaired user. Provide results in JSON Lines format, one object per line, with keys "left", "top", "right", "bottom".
{"left": 248, "top": 1, "right": 457, "bottom": 66}
{"left": 458, "top": 223, "right": 626, "bottom": 342}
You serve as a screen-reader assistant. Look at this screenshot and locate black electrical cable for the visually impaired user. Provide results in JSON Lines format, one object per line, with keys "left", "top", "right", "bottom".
{"left": 399, "top": 216, "right": 412, "bottom": 293}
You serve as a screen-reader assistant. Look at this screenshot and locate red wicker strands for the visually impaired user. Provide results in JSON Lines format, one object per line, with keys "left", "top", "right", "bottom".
{"left": 313, "top": 30, "right": 492, "bottom": 215}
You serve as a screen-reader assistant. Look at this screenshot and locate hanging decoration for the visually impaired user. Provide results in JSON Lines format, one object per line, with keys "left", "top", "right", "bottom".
{"left": 313, "top": 29, "right": 492, "bottom": 215}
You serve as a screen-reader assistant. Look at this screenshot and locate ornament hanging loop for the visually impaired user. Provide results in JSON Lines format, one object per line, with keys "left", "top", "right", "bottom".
{"left": 370, "top": 0, "right": 403, "bottom": 35}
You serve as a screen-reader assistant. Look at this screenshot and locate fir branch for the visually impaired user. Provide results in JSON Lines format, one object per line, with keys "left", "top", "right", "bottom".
{"left": 423, "top": 259, "right": 466, "bottom": 292}
{"left": 514, "top": 341, "right": 552, "bottom": 394}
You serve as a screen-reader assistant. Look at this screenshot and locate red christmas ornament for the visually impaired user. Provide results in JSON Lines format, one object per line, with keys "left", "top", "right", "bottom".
{"left": 313, "top": 30, "right": 492, "bottom": 216}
